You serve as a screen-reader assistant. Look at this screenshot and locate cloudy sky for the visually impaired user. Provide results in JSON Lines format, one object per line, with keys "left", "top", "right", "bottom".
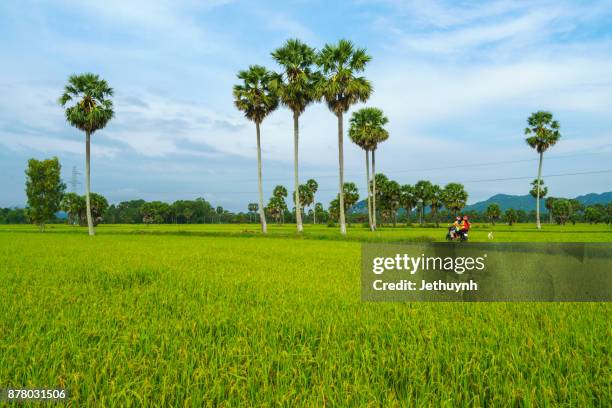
{"left": 1, "top": 0, "right": 611, "bottom": 211}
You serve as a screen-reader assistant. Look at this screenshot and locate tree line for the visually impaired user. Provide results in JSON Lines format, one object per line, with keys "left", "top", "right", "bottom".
{"left": 17, "top": 156, "right": 612, "bottom": 228}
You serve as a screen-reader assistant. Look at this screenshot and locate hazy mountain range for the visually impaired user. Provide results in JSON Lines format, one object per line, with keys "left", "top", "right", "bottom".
{"left": 351, "top": 192, "right": 612, "bottom": 214}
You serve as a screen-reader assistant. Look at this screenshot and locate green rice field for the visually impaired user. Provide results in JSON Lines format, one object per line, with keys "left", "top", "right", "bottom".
{"left": 1, "top": 223, "right": 610, "bottom": 405}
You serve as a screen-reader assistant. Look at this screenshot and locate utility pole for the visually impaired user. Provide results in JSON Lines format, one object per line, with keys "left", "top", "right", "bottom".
{"left": 71, "top": 166, "right": 81, "bottom": 193}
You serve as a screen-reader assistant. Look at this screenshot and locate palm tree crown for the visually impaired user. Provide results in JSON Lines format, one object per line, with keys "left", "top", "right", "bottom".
{"left": 524, "top": 111, "right": 561, "bottom": 153}
{"left": 271, "top": 39, "right": 319, "bottom": 115}
{"left": 316, "top": 39, "right": 372, "bottom": 115}
{"left": 59, "top": 73, "right": 114, "bottom": 133}
{"left": 348, "top": 107, "right": 389, "bottom": 150}
{"left": 233, "top": 65, "right": 279, "bottom": 124}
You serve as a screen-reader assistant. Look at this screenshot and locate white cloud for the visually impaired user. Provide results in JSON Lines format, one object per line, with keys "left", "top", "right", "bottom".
{"left": 0, "top": 132, "right": 120, "bottom": 158}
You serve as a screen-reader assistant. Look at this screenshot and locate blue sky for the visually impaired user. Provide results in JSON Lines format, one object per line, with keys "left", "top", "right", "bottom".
{"left": 1, "top": 0, "right": 611, "bottom": 211}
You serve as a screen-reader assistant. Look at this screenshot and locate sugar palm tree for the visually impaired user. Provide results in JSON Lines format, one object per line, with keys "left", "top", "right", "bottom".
{"left": 486, "top": 203, "right": 501, "bottom": 225}
{"left": 545, "top": 197, "right": 556, "bottom": 224}
{"left": 525, "top": 111, "right": 561, "bottom": 230}
{"left": 349, "top": 107, "right": 388, "bottom": 231}
{"left": 429, "top": 184, "right": 443, "bottom": 227}
{"left": 400, "top": 184, "right": 417, "bottom": 225}
{"left": 305, "top": 179, "right": 318, "bottom": 224}
{"left": 413, "top": 180, "right": 434, "bottom": 225}
{"left": 233, "top": 65, "right": 279, "bottom": 234}
{"left": 441, "top": 182, "right": 468, "bottom": 216}
{"left": 272, "top": 39, "right": 319, "bottom": 233}
{"left": 317, "top": 39, "right": 372, "bottom": 234}
{"left": 247, "top": 203, "right": 258, "bottom": 223}
{"left": 59, "top": 73, "right": 114, "bottom": 236}
{"left": 369, "top": 119, "right": 389, "bottom": 230}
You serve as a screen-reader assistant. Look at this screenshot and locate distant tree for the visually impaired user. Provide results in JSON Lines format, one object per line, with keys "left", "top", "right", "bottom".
{"left": 61, "top": 192, "right": 85, "bottom": 226}
{"left": 524, "top": 111, "right": 561, "bottom": 230}
{"left": 413, "top": 180, "right": 434, "bottom": 225}
{"left": 75, "top": 193, "right": 108, "bottom": 226}
{"left": 59, "top": 73, "right": 114, "bottom": 236}
{"left": 25, "top": 157, "right": 66, "bottom": 231}
{"left": 267, "top": 197, "right": 286, "bottom": 224}
{"left": 247, "top": 203, "right": 258, "bottom": 223}
{"left": 272, "top": 39, "right": 319, "bottom": 233}
{"left": 429, "top": 184, "right": 443, "bottom": 227}
{"left": 517, "top": 209, "right": 528, "bottom": 223}
{"left": 233, "top": 65, "right": 279, "bottom": 233}
{"left": 293, "top": 184, "right": 313, "bottom": 218}
{"left": 0, "top": 208, "right": 27, "bottom": 224}
{"left": 305, "top": 179, "right": 318, "bottom": 224}
{"left": 486, "top": 203, "right": 501, "bottom": 225}
{"left": 545, "top": 197, "right": 556, "bottom": 224}
{"left": 313, "top": 202, "right": 326, "bottom": 224}
{"left": 342, "top": 182, "right": 360, "bottom": 226}
{"left": 330, "top": 182, "right": 360, "bottom": 226}
{"left": 317, "top": 39, "right": 372, "bottom": 234}
{"left": 441, "top": 183, "right": 468, "bottom": 216}
{"left": 268, "top": 185, "right": 288, "bottom": 224}
{"left": 110, "top": 200, "right": 145, "bottom": 223}
{"left": 505, "top": 208, "right": 518, "bottom": 226}
{"left": 529, "top": 179, "right": 548, "bottom": 202}
{"left": 400, "top": 184, "right": 417, "bottom": 225}
{"left": 216, "top": 206, "right": 224, "bottom": 223}
{"left": 377, "top": 179, "right": 401, "bottom": 226}
{"left": 568, "top": 199, "right": 583, "bottom": 225}
{"left": 552, "top": 199, "right": 572, "bottom": 225}
{"left": 141, "top": 201, "right": 170, "bottom": 225}
{"left": 584, "top": 206, "right": 604, "bottom": 224}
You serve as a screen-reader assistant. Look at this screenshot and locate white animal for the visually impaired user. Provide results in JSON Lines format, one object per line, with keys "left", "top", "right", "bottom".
{"left": 487, "top": 232, "right": 494, "bottom": 240}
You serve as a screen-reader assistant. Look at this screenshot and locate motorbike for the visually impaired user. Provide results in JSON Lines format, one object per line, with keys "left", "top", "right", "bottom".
{"left": 446, "top": 227, "right": 468, "bottom": 242}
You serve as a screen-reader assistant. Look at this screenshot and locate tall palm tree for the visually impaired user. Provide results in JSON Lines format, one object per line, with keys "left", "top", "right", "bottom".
{"left": 271, "top": 39, "right": 319, "bottom": 233}
{"left": 317, "top": 39, "right": 372, "bottom": 234}
{"left": 369, "top": 120, "right": 389, "bottom": 230}
{"left": 233, "top": 65, "right": 279, "bottom": 234}
{"left": 349, "top": 107, "right": 388, "bottom": 231}
{"left": 59, "top": 73, "right": 114, "bottom": 236}
{"left": 525, "top": 111, "right": 561, "bottom": 230}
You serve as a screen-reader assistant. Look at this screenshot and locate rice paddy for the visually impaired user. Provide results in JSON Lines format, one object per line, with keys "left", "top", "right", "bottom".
{"left": 1, "top": 224, "right": 610, "bottom": 405}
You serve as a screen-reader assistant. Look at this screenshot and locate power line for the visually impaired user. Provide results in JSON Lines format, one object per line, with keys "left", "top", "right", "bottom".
{"left": 166, "top": 147, "right": 612, "bottom": 185}
{"left": 103, "top": 169, "right": 612, "bottom": 196}
{"left": 466, "top": 169, "right": 612, "bottom": 183}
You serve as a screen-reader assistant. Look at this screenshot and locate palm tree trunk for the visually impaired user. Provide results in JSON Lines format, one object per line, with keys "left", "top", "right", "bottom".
{"left": 313, "top": 200, "right": 316, "bottom": 224}
{"left": 293, "top": 112, "right": 303, "bottom": 233}
{"left": 536, "top": 151, "right": 543, "bottom": 230}
{"left": 256, "top": 122, "right": 267, "bottom": 234}
{"left": 365, "top": 150, "right": 373, "bottom": 231}
{"left": 372, "top": 149, "right": 377, "bottom": 230}
{"left": 337, "top": 112, "right": 346, "bottom": 234}
{"left": 85, "top": 130, "right": 94, "bottom": 236}
{"left": 419, "top": 202, "right": 424, "bottom": 225}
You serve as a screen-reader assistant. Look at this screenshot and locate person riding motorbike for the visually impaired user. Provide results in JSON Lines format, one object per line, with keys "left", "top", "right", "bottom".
{"left": 457, "top": 215, "right": 471, "bottom": 240}
{"left": 447, "top": 216, "right": 462, "bottom": 240}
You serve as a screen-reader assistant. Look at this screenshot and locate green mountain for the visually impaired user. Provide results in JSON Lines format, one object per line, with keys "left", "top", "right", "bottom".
{"left": 465, "top": 191, "right": 612, "bottom": 212}
{"left": 350, "top": 191, "right": 612, "bottom": 214}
